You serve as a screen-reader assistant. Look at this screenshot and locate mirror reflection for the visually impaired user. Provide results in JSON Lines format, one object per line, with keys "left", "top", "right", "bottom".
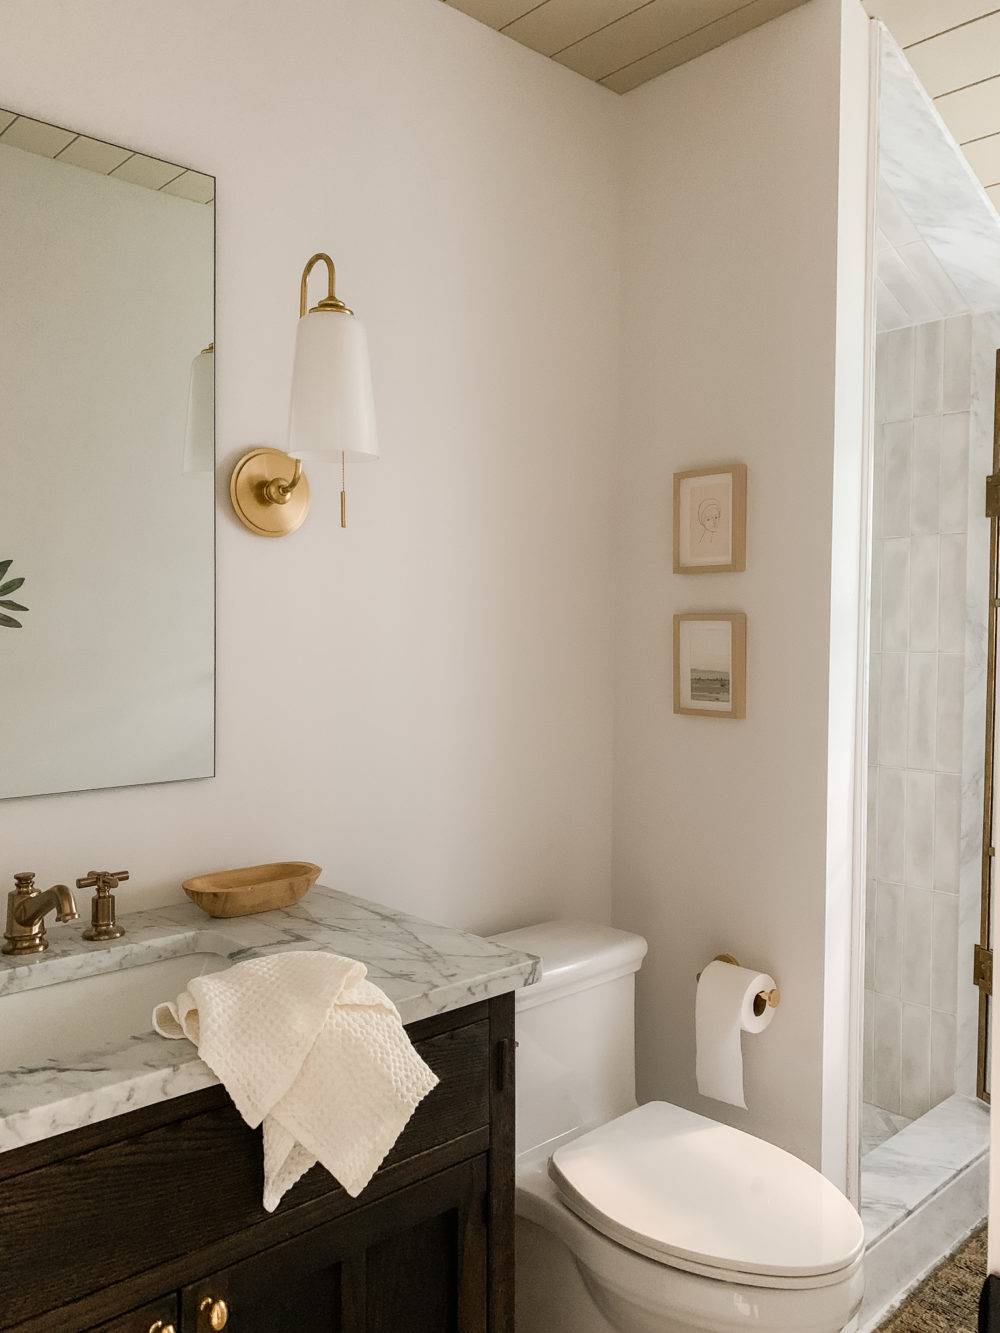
{"left": 0, "top": 110, "right": 215, "bottom": 799}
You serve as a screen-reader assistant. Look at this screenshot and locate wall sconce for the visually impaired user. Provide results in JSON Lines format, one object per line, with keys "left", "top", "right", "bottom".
{"left": 183, "top": 342, "right": 215, "bottom": 475}
{"left": 229, "top": 253, "right": 378, "bottom": 538}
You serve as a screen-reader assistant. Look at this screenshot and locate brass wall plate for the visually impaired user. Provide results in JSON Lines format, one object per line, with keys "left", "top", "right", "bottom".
{"left": 230, "top": 447, "right": 310, "bottom": 538}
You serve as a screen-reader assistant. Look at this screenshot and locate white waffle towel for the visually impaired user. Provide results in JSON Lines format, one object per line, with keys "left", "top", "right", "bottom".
{"left": 153, "top": 950, "right": 439, "bottom": 1211}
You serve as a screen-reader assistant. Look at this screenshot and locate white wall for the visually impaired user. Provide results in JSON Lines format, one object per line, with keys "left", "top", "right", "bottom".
{"left": 1, "top": 0, "right": 876, "bottom": 1176}
{"left": 0, "top": 0, "right": 621, "bottom": 934}
{"left": 613, "top": 0, "right": 872, "bottom": 1174}
{"left": 0, "top": 145, "right": 214, "bottom": 798}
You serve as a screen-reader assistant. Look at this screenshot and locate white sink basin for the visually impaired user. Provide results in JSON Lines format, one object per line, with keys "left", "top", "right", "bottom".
{"left": 1, "top": 951, "right": 229, "bottom": 1068}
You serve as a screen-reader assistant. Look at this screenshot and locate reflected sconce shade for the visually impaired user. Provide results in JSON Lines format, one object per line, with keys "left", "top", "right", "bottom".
{"left": 183, "top": 343, "right": 215, "bottom": 475}
{"left": 229, "top": 253, "right": 378, "bottom": 538}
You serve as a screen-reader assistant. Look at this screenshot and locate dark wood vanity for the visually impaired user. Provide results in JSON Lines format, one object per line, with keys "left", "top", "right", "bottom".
{"left": 0, "top": 994, "right": 514, "bottom": 1333}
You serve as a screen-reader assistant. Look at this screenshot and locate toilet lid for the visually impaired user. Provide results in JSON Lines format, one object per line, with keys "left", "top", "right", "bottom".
{"left": 549, "top": 1102, "right": 864, "bottom": 1282}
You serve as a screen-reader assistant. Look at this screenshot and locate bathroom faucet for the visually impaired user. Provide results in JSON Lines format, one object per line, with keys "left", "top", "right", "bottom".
{"left": 2, "top": 872, "right": 79, "bottom": 956}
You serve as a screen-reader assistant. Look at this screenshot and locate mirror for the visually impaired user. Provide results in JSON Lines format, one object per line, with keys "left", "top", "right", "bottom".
{"left": 0, "top": 110, "right": 215, "bottom": 799}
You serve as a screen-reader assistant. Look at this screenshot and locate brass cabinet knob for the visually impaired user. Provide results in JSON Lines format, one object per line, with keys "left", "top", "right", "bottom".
{"left": 148, "top": 1323, "right": 176, "bottom": 1333}
{"left": 199, "top": 1296, "right": 229, "bottom": 1330}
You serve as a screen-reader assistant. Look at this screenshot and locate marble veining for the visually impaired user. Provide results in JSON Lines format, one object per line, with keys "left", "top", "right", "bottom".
{"left": 0, "top": 885, "right": 539, "bottom": 1152}
{"left": 878, "top": 34, "right": 1000, "bottom": 316}
{"left": 860, "top": 1093, "right": 988, "bottom": 1247}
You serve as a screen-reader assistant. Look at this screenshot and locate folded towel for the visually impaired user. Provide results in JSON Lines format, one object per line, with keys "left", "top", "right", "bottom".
{"left": 153, "top": 950, "right": 439, "bottom": 1211}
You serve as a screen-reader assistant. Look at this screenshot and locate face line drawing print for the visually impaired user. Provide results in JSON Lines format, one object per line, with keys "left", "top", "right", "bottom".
{"left": 697, "top": 497, "right": 722, "bottom": 547}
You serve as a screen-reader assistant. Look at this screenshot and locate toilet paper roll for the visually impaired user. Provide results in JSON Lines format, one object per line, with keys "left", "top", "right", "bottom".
{"left": 695, "top": 959, "right": 777, "bottom": 1109}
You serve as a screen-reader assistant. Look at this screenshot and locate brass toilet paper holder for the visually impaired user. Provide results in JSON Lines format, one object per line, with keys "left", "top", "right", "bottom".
{"left": 697, "top": 954, "right": 781, "bottom": 1017}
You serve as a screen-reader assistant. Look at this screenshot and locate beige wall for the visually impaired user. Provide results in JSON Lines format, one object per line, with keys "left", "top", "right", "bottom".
{"left": 0, "top": 0, "right": 621, "bottom": 935}
{"left": 1, "top": 0, "right": 875, "bottom": 1176}
{"left": 613, "top": 0, "right": 872, "bottom": 1178}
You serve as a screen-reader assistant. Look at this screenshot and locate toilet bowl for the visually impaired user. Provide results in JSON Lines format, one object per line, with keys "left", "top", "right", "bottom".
{"left": 490, "top": 921, "right": 864, "bottom": 1333}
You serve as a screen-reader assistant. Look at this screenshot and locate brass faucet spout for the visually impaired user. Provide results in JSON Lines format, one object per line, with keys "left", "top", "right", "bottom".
{"left": 2, "top": 876, "right": 79, "bottom": 955}
{"left": 14, "top": 884, "right": 78, "bottom": 928}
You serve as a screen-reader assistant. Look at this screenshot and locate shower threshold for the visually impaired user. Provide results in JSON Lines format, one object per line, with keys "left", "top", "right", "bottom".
{"left": 858, "top": 1094, "right": 988, "bottom": 1330}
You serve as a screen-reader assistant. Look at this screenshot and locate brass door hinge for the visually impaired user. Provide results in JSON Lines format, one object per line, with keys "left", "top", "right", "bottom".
{"left": 987, "top": 473, "right": 1000, "bottom": 518}
{"left": 974, "top": 943, "right": 993, "bottom": 995}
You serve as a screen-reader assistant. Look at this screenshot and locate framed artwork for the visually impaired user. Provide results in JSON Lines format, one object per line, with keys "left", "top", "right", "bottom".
{"left": 673, "top": 463, "right": 747, "bottom": 574}
{"left": 673, "top": 612, "right": 747, "bottom": 719}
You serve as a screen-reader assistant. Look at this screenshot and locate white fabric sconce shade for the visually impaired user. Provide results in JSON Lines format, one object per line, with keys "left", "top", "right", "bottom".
{"left": 183, "top": 343, "right": 215, "bottom": 475}
{"left": 287, "top": 308, "right": 377, "bottom": 462}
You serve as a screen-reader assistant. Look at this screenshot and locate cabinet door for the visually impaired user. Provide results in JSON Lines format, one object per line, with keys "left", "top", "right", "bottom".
{"left": 89, "top": 1294, "right": 179, "bottom": 1332}
{"left": 181, "top": 1156, "right": 488, "bottom": 1333}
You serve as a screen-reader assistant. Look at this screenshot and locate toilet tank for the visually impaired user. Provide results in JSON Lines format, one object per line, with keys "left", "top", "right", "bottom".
{"left": 489, "top": 921, "right": 648, "bottom": 1158}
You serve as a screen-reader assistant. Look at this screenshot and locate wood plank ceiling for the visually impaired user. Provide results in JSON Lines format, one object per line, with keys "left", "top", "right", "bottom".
{"left": 0, "top": 110, "right": 214, "bottom": 202}
{"left": 864, "top": 1, "right": 1000, "bottom": 214}
{"left": 443, "top": 0, "right": 809, "bottom": 93}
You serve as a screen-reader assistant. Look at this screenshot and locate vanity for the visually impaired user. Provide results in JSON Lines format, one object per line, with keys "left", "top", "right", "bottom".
{"left": 0, "top": 886, "right": 538, "bottom": 1332}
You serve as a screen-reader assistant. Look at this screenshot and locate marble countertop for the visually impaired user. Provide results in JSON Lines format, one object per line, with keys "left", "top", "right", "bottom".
{"left": 0, "top": 885, "right": 539, "bottom": 1153}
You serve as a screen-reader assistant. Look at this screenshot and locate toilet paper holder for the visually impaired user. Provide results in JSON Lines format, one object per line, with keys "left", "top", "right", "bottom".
{"left": 697, "top": 954, "right": 781, "bottom": 1017}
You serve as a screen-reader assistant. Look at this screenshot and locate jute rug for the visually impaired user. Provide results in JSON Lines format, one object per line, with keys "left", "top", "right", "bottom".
{"left": 877, "top": 1225, "right": 986, "bottom": 1331}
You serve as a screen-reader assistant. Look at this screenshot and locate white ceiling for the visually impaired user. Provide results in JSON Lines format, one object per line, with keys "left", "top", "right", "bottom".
{"left": 864, "top": 1, "right": 1000, "bottom": 212}
{"left": 443, "top": 0, "right": 809, "bottom": 93}
{"left": 0, "top": 112, "right": 214, "bottom": 204}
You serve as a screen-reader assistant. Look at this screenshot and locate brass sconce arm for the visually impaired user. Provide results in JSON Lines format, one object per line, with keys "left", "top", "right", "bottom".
{"left": 299, "top": 252, "right": 352, "bottom": 317}
{"left": 261, "top": 457, "right": 303, "bottom": 505}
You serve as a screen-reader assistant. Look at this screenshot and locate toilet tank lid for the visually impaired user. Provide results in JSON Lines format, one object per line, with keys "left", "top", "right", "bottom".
{"left": 489, "top": 921, "right": 647, "bottom": 1008}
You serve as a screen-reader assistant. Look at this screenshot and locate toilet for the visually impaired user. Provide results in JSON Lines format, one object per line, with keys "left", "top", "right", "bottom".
{"left": 489, "top": 921, "right": 865, "bottom": 1333}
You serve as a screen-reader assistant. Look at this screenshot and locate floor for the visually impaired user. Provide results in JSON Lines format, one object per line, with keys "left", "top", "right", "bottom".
{"left": 862, "top": 1102, "right": 911, "bottom": 1156}
{"left": 860, "top": 1094, "right": 989, "bottom": 1247}
{"left": 876, "top": 1224, "right": 985, "bottom": 1331}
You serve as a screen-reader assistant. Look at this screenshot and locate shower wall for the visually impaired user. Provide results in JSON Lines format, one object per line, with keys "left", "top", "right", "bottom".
{"left": 865, "top": 315, "right": 973, "bottom": 1120}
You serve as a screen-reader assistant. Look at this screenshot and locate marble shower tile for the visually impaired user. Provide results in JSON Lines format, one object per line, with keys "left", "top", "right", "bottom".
{"left": 865, "top": 879, "right": 878, "bottom": 990}
{"left": 939, "top": 412, "right": 969, "bottom": 534}
{"left": 904, "top": 770, "right": 935, "bottom": 888}
{"left": 890, "top": 1093, "right": 987, "bottom": 1171}
{"left": 900, "top": 1003, "right": 931, "bottom": 1120}
{"left": 867, "top": 764, "right": 878, "bottom": 879}
{"left": 873, "top": 425, "right": 887, "bottom": 542}
{"left": 875, "top": 880, "right": 903, "bottom": 996}
{"left": 943, "top": 315, "right": 972, "bottom": 413}
{"left": 938, "top": 533, "right": 966, "bottom": 655}
{"left": 875, "top": 332, "right": 888, "bottom": 424}
{"left": 935, "top": 654, "right": 964, "bottom": 773}
{"left": 908, "top": 536, "right": 939, "bottom": 652}
{"left": 885, "top": 326, "right": 915, "bottom": 423}
{"left": 861, "top": 1101, "right": 910, "bottom": 1155}
{"left": 874, "top": 991, "right": 903, "bottom": 1114}
{"left": 913, "top": 321, "right": 943, "bottom": 417}
{"left": 930, "top": 1011, "right": 957, "bottom": 1105}
{"left": 877, "top": 768, "right": 906, "bottom": 883}
{"left": 931, "top": 892, "right": 958, "bottom": 1014}
{"left": 871, "top": 539, "right": 884, "bottom": 652}
{"left": 883, "top": 422, "right": 913, "bottom": 539}
{"left": 906, "top": 653, "right": 936, "bottom": 771}
{"left": 869, "top": 651, "right": 882, "bottom": 761}
{"left": 933, "top": 772, "right": 960, "bottom": 892}
{"left": 882, "top": 540, "right": 910, "bottom": 651}
{"left": 879, "top": 655, "right": 909, "bottom": 770}
{"left": 864, "top": 992, "right": 876, "bottom": 1102}
{"left": 900, "top": 887, "right": 932, "bottom": 1006}
{"left": 910, "top": 416, "right": 940, "bottom": 536}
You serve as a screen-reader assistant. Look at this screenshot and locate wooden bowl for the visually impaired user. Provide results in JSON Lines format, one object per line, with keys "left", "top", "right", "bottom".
{"left": 182, "top": 861, "right": 322, "bottom": 918}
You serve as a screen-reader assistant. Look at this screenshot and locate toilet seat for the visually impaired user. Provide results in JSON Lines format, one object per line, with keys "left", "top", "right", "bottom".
{"left": 549, "top": 1102, "right": 865, "bottom": 1291}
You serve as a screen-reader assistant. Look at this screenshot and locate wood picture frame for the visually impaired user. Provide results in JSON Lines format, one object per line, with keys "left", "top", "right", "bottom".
{"left": 673, "top": 612, "right": 747, "bottom": 719}
{"left": 673, "top": 463, "right": 747, "bottom": 574}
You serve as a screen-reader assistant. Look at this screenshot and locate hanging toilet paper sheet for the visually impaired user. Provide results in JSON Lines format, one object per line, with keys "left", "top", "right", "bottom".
{"left": 695, "top": 958, "right": 776, "bottom": 1108}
